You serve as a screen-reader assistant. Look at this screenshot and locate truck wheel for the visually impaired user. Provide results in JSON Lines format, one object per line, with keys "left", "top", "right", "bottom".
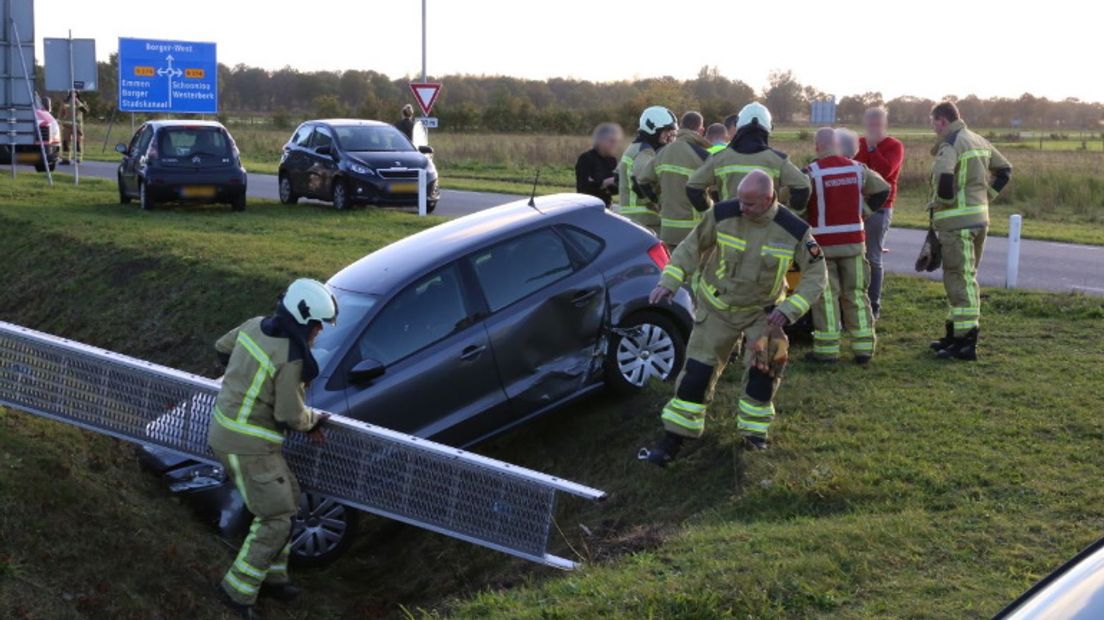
{"left": 604, "top": 311, "right": 685, "bottom": 395}
{"left": 289, "top": 493, "right": 358, "bottom": 567}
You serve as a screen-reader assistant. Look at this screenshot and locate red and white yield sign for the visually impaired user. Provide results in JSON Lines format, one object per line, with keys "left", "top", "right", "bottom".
{"left": 409, "top": 82, "right": 442, "bottom": 116}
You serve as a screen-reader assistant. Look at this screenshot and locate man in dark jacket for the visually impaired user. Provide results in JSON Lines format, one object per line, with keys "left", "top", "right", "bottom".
{"left": 575, "top": 122, "right": 623, "bottom": 207}
{"left": 395, "top": 104, "right": 416, "bottom": 141}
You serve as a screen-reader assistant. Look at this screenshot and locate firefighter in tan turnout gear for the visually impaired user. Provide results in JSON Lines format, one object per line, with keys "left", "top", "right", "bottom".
{"left": 635, "top": 111, "right": 714, "bottom": 248}
{"left": 619, "top": 106, "right": 678, "bottom": 234}
{"left": 639, "top": 170, "right": 828, "bottom": 464}
{"left": 208, "top": 278, "right": 338, "bottom": 618}
{"left": 685, "top": 102, "right": 811, "bottom": 214}
{"left": 926, "top": 101, "right": 1012, "bottom": 361}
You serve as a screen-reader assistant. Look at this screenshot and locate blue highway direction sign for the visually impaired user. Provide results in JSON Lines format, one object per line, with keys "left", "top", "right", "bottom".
{"left": 118, "top": 37, "right": 217, "bottom": 113}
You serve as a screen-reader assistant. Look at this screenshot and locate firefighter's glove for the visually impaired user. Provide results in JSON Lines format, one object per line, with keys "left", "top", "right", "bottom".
{"left": 915, "top": 227, "right": 942, "bottom": 273}
{"left": 752, "top": 325, "right": 789, "bottom": 379}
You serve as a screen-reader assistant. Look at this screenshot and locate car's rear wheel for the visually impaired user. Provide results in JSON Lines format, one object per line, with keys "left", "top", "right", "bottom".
{"left": 230, "top": 194, "right": 246, "bottom": 212}
{"left": 332, "top": 179, "right": 349, "bottom": 211}
{"left": 118, "top": 174, "right": 131, "bottom": 204}
{"left": 604, "top": 311, "right": 685, "bottom": 394}
{"left": 139, "top": 181, "right": 155, "bottom": 211}
{"left": 289, "top": 493, "right": 358, "bottom": 567}
{"left": 278, "top": 174, "right": 298, "bottom": 205}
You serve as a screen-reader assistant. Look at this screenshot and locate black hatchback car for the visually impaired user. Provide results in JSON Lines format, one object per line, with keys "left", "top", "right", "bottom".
{"left": 116, "top": 121, "right": 247, "bottom": 211}
{"left": 277, "top": 119, "right": 440, "bottom": 212}
{"left": 141, "top": 194, "right": 693, "bottom": 565}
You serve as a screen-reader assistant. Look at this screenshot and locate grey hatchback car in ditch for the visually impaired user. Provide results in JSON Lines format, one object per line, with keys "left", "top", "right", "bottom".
{"left": 142, "top": 193, "right": 694, "bottom": 565}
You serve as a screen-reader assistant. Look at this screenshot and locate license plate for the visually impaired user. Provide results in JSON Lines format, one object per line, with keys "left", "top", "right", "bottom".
{"left": 16, "top": 152, "right": 39, "bottom": 164}
{"left": 390, "top": 182, "right": 419, "bottom": 194}
{"left": 180, "top": 186, "right": 217, "bottom": 198}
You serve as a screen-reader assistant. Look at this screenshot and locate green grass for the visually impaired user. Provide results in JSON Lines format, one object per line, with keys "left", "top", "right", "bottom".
{"left": 2, "top": 175, "right": 1103, "bottom": 619}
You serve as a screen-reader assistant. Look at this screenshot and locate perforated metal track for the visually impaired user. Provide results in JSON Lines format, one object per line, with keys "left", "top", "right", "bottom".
{"left": 0, "top": 321, "right": 605, "bottom": 568}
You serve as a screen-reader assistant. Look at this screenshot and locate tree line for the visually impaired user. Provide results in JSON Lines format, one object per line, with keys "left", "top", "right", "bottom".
{"left": 46, "top": 56, "right": 1104, "bottom": 134}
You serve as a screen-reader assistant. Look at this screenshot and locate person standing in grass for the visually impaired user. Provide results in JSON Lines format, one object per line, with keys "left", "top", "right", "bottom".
{"left": 854, "top": 106, "right": 905, "bottom": 319}
{"left": 618, "top": 106, "right": 678, "bottom": 234}
{"left": 575, "top": 122, "right": 623, "bottom": 208}
{"left": 803, "top": 128, "right": 890, "bottom": 365}
{"left": 926, "top": 101, "right": 1012, "bottom": 361}
{"left": 208, "top": 279, "right": 336, "bottom": 619}
{"left": 635, "top": 111, "right": 714, "bottom": 249}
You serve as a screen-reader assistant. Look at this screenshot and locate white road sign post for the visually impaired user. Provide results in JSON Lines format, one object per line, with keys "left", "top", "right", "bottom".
{"left": 1006, "top": 214, "right": 1022, "bottom": 289}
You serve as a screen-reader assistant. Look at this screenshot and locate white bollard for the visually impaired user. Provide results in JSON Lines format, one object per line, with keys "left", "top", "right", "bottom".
{"left": 418, "top": 168, "right": 427, "bottom": 217}
{"left": 1006, "top": 214, "right": 1022, "bottom": 288}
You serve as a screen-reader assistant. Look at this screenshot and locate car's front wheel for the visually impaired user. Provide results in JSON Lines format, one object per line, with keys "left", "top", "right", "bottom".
{"left": 332, "top": 179, "right": 349, "bottom": 211}
{"left": 604, "top": 311, "right": 686, "bottom": 394}
{"left": 289, "top": 493, "right": 358, "bottom": 567}
{"left": 278, "top": 174, "right": 298, "bottom": 205}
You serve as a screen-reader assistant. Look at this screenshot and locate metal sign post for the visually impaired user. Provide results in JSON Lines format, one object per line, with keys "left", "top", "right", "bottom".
{"left": 11, "top": 20, "right": 49, "bottom": 185}
{"left": 45, "top": 33, "right": 95, "bottom": 185}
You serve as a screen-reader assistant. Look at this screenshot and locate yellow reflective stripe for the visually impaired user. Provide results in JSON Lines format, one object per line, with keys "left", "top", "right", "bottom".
{"left": 621, "top": 155, "right": 637, "bottom": 207}
{"left": 951, "top": 307, "right": 980, "bottom": 317}
{"left": 853, "top": 255, "right": 870, "bottom": 335}
{"left": 961, "top": 230, "right": 980, "bottom": 311}
{"left": 661, "top": 408, "right": 705, "bottom": 431}
{"left": 227, "top": 454, "right": 250, "bottom": 505}
{"left": 716, "top": 232, "right": 747, "bottom": 251}
{"left": 269, "top": 563, "right": 288, "bottom": 573}
{"left": 813, "top": 331, "right": 842, "bottom": 341}
{"left": 235, "top": 559, "right": 265, "bottom": 580}
{"left": 850, "top": 328, "right": 875, "bottom": 338}
{"left": 224, "top": 572, "right": 259, "bottom": 596}
{"left": 739, "top": 399, "right": 775, "bottom": 417}
{"left": 737, "top": 419, "right": 770, "bottom": 434}
{"left": 956, "top": 148, "right": 992, "bottom": 209}
{"left": 236, "top": 332, "right": 275, "bottom": 377}
{"left": 852, "top": 342, "right": 875, "bottom": 351}
{"left": 661, "top": 218, "right": 698, "bottom": 229}
{"left": 234, "top": 332, "right": 277, "bottom": 428}
{"left": 214, "top": 406, "right": 285, "bottom": 444}
{"left": 669, "top": 398, "right": 706, "bottom": 413}
{"left": 785, "top": 294, "right": 810, "bottom": 315}
{"left": 663, "top": 265, "right": 686, "bottom": 283}
{"left": 933, "top": 205, "right": 987, "bottom": 220}
{"left": 701, "top": 285, "right": 730, "bottom": 311}
{"left": 716, "top": 164, "right": 779, "bottom": 177}
{"left": 655, "top": 164, "right": 697, "bottom": 176}
{"left": 761, "top": 246, "right": 795, "bottom": 259}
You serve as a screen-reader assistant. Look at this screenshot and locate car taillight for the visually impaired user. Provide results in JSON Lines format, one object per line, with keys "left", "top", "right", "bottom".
{"left": 647, "top": 241, "right": 670, "bottom": 269}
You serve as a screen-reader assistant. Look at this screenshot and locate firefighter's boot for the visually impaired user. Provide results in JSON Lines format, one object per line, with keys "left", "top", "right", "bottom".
{"left": 930, "top": 321, "right": 955, "bottom": 352}
{"left": 936, "top": 328, "right": 978, "bottom": 361}
{"left": 638, "top": 432, "right": 685, "bottom": 467}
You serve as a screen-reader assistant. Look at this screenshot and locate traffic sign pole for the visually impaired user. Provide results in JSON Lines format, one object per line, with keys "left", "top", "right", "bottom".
{"left": 69, "top": 30, "right": 78, "bottom": 185}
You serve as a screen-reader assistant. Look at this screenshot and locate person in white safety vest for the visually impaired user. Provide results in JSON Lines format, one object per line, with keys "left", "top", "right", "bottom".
{"left": 802, "top": 127, "right": 890, "bottom": 364}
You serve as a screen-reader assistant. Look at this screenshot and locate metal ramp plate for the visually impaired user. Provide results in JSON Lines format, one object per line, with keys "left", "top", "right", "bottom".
{"left": 0, "top": 320, "right": 606, "bottom": 569}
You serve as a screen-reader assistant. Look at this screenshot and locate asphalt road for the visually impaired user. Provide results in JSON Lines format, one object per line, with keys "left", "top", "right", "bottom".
{"left": 34, "top": 161, "right": 1104, "bottom": 296}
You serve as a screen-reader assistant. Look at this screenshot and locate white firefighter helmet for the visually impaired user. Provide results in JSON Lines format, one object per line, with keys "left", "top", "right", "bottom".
{"left": 736, "top": 102, "right": 773, "bottom": 133}
{"left": 638, "top": 106, "right": 678, "bottom": 135}
{"left": 283, "top": 278, "right": 338, "bottom": 325}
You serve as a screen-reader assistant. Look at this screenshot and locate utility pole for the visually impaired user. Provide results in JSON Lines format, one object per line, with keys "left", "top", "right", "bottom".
{"left": 421, "top": 0, "right": 427, "bottom": 83}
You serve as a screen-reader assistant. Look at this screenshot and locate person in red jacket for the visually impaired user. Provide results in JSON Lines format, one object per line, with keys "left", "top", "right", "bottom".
{"left": 854, "top": 107, "right": 904, "bottom": 318}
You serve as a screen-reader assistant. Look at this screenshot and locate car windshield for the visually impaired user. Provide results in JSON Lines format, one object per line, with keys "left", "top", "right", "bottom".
{"left": 311, "top": 288, "right": 379, "bottom": 371}
{"left": 334, "top": 125, "right": 414, "bottom": 152}
{"left": 158, "top": 127, "right": 231, "bottom": 158}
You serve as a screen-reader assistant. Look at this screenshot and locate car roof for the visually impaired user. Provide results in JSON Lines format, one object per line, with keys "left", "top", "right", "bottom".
{"left": 310, "top": 119, "right": 390, "bottom": 128}
{"left": 328, "top": 193, "right": 607, "bottom": 296}
{"left": 145, "top": 120, "right": 227, "bottom": 130}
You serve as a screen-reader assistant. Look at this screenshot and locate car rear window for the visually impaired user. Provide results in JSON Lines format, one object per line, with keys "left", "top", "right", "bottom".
{"left": 559, "top": 226, "right": 605, "bottom": 263}
{"left": 470, "top": 229, "right": 576, "bottom": 312}
{"left": 334, "top": 125, "right": 414, "bottom": 152}
{"left": 158, "top": 127, "right": 231, "bottom": 158}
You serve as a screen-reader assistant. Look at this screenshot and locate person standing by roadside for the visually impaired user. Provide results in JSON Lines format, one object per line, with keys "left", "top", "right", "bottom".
{"left": 926, "top": 101, "right": 1012, "bottom": 361}
{"left": 575, "top": 122, "right": 623, "bottom": 208}
{"left": 705, "top": 122, "right": 728, "bottom": 154}
{"left": 635, "top": 111, "right": 713, "bottom": 248}
{"left": 395, "top": 104, "right": 416, "bottom": 141}
{"left": 57, "top": 90, "right": 88, "bottom": 165}
{"left": 618, "top": 106, "right": 678, "bottom": 234}
{"left": 854, "top": 107, "right": 904, "bottom": 318}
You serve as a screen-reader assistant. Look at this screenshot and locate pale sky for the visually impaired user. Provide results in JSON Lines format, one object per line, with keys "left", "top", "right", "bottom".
{"left": 34, "top": 0, "right": 1104, "bottom": 102}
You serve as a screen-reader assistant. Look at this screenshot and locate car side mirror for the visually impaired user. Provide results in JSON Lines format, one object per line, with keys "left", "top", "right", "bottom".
{"left": 315, "top": 144, "right": 332, "bottom": 156}
{"left": 348, "top": 358, "right": 385, "bottom": 384}
{"left": 418, "top": 145, "right": 434, "bottom": 155}
{"left": 115, "top": 143, "right": 128, "bottom": 155}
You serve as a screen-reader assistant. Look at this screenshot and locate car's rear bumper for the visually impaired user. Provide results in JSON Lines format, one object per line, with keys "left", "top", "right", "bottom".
{"left": 144, "top": 168, "right": 247, "bottom": 202}
{"left": 348, "top": 176, "right": 440, "bottom": 206}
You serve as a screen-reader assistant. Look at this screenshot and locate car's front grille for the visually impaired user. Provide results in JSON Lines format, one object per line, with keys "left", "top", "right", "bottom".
{"left": 377, "top": 168, "right": 420, "bottom": 180}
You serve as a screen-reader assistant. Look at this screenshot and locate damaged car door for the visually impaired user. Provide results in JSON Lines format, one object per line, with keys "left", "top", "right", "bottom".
{"left": 467, "top": 227, "right": 607, "bottom": 421}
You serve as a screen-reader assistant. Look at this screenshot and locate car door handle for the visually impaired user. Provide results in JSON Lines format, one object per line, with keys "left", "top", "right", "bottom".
{"left": 459, "top": 344, "right": 487, "bottom": 361}
{"left": 571, "top": 289, "right": 599, "bottom": 306}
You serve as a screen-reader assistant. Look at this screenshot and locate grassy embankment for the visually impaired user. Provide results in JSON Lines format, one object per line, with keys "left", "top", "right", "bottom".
{"left": 1, "top": 175, "right": 1103, "bottom": 619}
{"left": 75, "top": 121, "right": 1104, "bottom": 245}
